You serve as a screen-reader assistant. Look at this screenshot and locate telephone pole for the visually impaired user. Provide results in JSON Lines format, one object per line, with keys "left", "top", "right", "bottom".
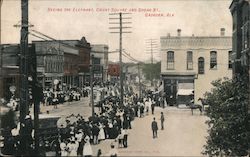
{"left": 15, "top": 0, "right": 34, "bottom": 154}
{"left": 146, "top": 39, "right": 158, "bottom": 87}
{"left": 0, "top": 0, "right": 3, "bottom": 99}
{"left": 0, "top": 0, "right": 3, "bottom": 44}
{"left": 138, "top": 63, "right": 141, "bottom": 98}
{"left": 20, "top": 0, "right": 29, "bottom": 127}
{"left": 109, "top": 12, "right": 132, "bottom": 105}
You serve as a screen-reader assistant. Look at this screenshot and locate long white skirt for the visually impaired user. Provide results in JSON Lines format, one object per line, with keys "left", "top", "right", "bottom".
{"left": 83, "top": 142, "right": 93, "bottom": 156}
{"left": 98, "top": 128, "right": 105, "bottom": 140}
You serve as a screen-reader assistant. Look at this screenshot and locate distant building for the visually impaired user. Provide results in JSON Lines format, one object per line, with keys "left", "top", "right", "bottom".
{"left": 160, "top": 29, "right": 232, "bottom": 105}
{"left": 108, "top": 63, "right": 120, "bottom": 77}
{"left": 75, "top": 37, "right": 91, "bottom": 86}
{"left": 33, "top": 41, "right": 65, "bottom": 88}
{"left": 229, "top": 0, "right": 250, "bottom": 112}
{"left": 91, "top": 44, "right": 109, "bottom": 82}
{"left": 0, "top": 36, "right": 91, "bottom": 100}
{"left": 0, "top": 44, "right": 20, "bottom": 100}
{"left": 124, "top": 63, "right": 144, "bottom": 84}
{"left": 33, "top": 37, "right": 91, "bottom": 89}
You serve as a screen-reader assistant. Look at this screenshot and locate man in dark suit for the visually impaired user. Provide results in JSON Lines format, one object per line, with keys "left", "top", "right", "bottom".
{"left": 151, "top": 102, "right": 155, "bottom": 115}
{"left": 151, "top": 117, "right": 158, "bottom": 138}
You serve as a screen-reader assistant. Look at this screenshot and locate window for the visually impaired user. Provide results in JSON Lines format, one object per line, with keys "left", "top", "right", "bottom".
{"left": 210, "top": 51, "right": 217, "bottom": 69}
{"left": 228, "top": 51, "right": 232, "bottom": 69}
{"left": 187, "top": 51, "right": 193, "bottom": 70}
{"left": 167, "top": 51, "right": 174, "bottom": 69}
{"left": 198, "top": 57, "right": 205, "bottom": 74}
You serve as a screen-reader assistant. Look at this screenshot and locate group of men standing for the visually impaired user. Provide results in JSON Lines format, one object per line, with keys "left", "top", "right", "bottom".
{"left": 151, "top": 112, "right": 165, "bottom": 139}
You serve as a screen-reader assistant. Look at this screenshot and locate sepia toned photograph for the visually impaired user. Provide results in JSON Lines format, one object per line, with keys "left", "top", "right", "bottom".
{"left": 0, "top": 0, "right": 249, "bottom": 156}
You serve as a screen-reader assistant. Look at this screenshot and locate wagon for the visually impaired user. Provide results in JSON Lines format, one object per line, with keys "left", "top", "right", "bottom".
{"left": 36, "top": 114, "right": 61, "bottom": 155}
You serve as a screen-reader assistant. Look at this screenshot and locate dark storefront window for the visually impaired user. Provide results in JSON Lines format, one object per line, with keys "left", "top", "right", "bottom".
{"left": 198, "top": 57, "right": 205, "bottom": 74}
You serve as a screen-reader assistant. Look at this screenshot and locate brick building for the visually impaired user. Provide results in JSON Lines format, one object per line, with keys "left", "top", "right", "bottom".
{"left": 229, "top": 0, "right": 250, "bottom": 112}
{"left": 0, "top": 36, "right": 91, "bottom": 101}
{"left": 33, "top": 41, "right": 64, "bottom": 89}
{"left": 75, "top": 37, "right": 91, "bottom": 86}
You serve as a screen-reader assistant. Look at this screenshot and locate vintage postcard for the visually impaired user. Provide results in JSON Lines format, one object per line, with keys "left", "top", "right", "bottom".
{"left": 0, "top": 0, "right": 249, "bottom": 156}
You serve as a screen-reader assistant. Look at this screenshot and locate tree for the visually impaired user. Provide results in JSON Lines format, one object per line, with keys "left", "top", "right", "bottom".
{"left": 142, "top": 62, "right": 161, "bottom": 80}
{"left": 203, "top": 77, "right": 250, "bottom": 156}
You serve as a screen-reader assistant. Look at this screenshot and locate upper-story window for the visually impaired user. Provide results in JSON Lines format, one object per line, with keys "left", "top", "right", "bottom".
{"left": 228, "top": 51, "right": 233, "bottom": 69}
{"left": 198, "top": 57, "right": 205, "bottom": 74}
{"left": 210, "top": 51, "right": 217, "bottom": 69}
{"left": 187, "top": 51, "right": 193, "bottom": 70}
{"left": 167, "top": 51, "right": 174, "bottom": 70}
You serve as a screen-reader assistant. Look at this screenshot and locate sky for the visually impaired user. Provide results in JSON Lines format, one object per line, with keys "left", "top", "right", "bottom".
{"left": 1, "top": 0, "right": 232, "bottom": 62}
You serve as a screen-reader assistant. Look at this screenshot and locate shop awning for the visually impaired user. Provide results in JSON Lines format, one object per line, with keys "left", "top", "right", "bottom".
{"left": 177, "top": 89, "right": 194, "bottom": 95}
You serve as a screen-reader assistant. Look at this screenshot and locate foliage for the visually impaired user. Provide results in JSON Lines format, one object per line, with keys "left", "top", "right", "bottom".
{"left": 203, "top": 77, "right": 250, "bottom": 156}
{"left": 1, "top": 109, "right": 16, "bottom": 129}
{"left": 142, "top": 62, "right": 161, "bottom": 80}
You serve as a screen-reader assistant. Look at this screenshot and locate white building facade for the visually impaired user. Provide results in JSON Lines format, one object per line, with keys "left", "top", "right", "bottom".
{"left": 160, "top": 29, "right": 232, "bottom": 105}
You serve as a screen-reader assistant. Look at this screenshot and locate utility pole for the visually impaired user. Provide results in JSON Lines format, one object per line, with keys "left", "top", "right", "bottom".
{"left": 0, "top": 0, "right": 2, "bottom": 44}
{"left": 15, "top": 0, "right": 33, "bottom": 154}
{"left": 20, "top": 0, "right": 29, "bottom": 129}
{"left": 0, "top": 0, "right": 3, "bottom": 99}
{"left": 90, "top": 54, "right": 94, "bottom": 117}
{"left": 138, "top": 63, "right": 141, "bottom": 98}
{"left": 146, "top": 39, "right": 158, "bottom": 87}
{"left": 109, "top": 12, "right": 132, "bottom": 105}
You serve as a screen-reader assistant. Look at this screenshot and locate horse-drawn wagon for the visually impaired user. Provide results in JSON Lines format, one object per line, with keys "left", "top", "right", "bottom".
{"left": 37, "top": 114, "right": 61, "bottom": 156}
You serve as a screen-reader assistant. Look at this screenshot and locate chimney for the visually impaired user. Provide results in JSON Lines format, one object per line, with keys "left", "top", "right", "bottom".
{"left": 177, "top": 29, "right": 181, "bottom": 37}
{"left": 167, "top": 33, "right": 171, "bottom": 37}
{"left": 220, "top": 28, "right": 225, "bottom": 36}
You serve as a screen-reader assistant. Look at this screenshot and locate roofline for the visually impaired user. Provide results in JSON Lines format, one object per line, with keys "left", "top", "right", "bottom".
{"left": 160, "top": 36, "right": 232, "bottom": 39}
{"left": 32, "top": 40, "right": 79, "bottom": 43}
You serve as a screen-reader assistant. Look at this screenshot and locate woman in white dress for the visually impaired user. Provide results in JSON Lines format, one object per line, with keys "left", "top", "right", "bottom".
{"left": 98, "top": 123, "right": 105, "bottom": 141}
{"left": 68, "top": 140, "right": 79, "bottom": 156}
{"left": 60, "top": 140, "right": 68, "bottom": 156}
{"left": 83, "top": 135, "right": 93, "bottom": 157}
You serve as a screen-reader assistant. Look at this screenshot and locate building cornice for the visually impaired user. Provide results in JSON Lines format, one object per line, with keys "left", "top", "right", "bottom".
{"left": 161, "top": 36, "right": 232, "bottom": 49}
{"left": 161, "top": 48, "right": 232, "bottom": 51}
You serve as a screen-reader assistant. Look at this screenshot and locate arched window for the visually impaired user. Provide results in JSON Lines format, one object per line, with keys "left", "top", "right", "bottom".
{"left": 210, "top": 51, "right": 217, "bottom": 69}
{"left": 198, "top": 57, "right": 205, "bottom": 74}
{"left": 187, "top": 51, "right": 193, "bottom": 70}
{"left": 167, "top": 51, "right": 174, "bottom": 69}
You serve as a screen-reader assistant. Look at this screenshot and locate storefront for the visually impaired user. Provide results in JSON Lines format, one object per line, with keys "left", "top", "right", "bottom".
{"left": 162, "top": 74, "right": 195, "bottom": 106}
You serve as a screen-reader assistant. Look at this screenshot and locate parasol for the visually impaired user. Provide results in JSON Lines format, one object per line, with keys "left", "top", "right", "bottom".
{"left": 57, "top": 117, "right": 67, "bottom": 128}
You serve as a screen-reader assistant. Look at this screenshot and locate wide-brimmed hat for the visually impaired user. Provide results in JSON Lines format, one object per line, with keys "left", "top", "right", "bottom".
{"left": 25, "top": 115, "right": 31, "bottom": 119}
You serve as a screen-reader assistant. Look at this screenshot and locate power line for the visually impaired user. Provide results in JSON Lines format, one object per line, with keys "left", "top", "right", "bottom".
{"left": 30, "top": 29, "right": 78, "bottom": 50}
{"left": 145, "top": 38, "right": 159, "bottom": 86}
{"left": 109, "top": 12, "right": 132, "bottom": 105}
{"left": 122, "top": 49, "right": 143, "bottom": 63}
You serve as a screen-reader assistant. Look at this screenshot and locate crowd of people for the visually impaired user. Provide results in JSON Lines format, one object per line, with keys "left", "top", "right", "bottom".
{"left": 51, "top": 91, "right": 165, "bottom": 156}
{"left": 1, "top": 81, "right": 167, "bottom": 156}
{"left": 42, "top": 87, "right": 88, "bottom": 108}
